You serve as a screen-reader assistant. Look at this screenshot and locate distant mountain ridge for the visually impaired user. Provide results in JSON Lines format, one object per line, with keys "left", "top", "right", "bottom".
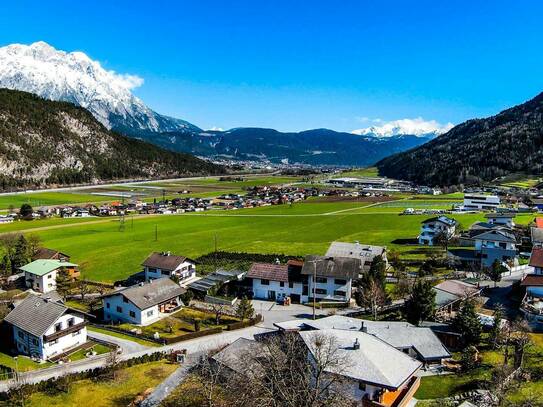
{"left": 0, "top": 41, "right": 439, "bottom": 166}
{"left": 139, "top": 127, "right": 434, "bottom": 166}
{"left": 0, "top": 88, "right": 222, "bottom": 189}
{"left": 376, "top": 91, "right": 543, "bottom": 186}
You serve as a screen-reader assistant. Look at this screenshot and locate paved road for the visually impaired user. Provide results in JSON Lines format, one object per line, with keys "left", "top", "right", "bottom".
{"left": 88, "top": 330, "right": 150, "bottom": 354}
{"left": 0, "top": 325, "right": 271, "bottom": 392}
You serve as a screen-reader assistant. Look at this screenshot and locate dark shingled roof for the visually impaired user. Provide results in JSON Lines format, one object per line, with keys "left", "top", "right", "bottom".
{"left": 105, "top": 278, "right": 186, "bottom": 310}
{"left": 530, "top": 247, "right": 543, "bottom": 268}
{"left": 142, "top": 252, "right": 190, "bottom": 271}
{"left": 246, "top": 263, "right": 289, "bottom": 282}
{"left": 32, "top": 247, "right": 70, "bottom": 261}
{"left": 301, "top": 255, "right": 361, "bottom": 279}
{"left": 472, "top": 230, "right": 516, "bottom": 243}
{"left": 521, "top": 274, "right": 543, "bottom": 287}
{"left": 4, "top": 295, "right": 67, "bottom": 337}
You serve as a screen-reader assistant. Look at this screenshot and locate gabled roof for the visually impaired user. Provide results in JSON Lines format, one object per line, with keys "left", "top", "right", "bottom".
{"left": 433, "top": 280, "right": 481, "bottom": 297}
{"left": 211, "top": 338, "right": 268, "bottom": 374}
{"left": 20, "top": 259, "right": 78, "bottom": 276}
{"left": 421, "top": 216, "right": 457, "bottom": 227}
{"left": 246, "top": 263, "right": 288, "bottom": 282}
{"left": 472, "top": 230, "right": 516, "bottom": 243}
{"left": 142, "top": 252, "right": 191, "bottom": 271}
{"left": 299, "top": 329, "right": 421, "bottom": 390}
{"left": 520, "top": 274, "right": 543, "bottom": 287}
{"left": 301, "top": 255, "right": 361, "bottom": 279}
{"left": 104, "top": 278, "right": 186, "bottom": 310}
{"left": 32, "top": 247, "right": 70, "bottom": 261}
{"left": 4, "top": 295, "right": 68, "bottom": 337}
{"left": 529, "top": 247, "right": 543, "bottom": 268}
{"left": 302, "top": 316, "right": 450, "bottom": 361}
{"left": 325, "top": 242, "right": 385, "bottom": 261}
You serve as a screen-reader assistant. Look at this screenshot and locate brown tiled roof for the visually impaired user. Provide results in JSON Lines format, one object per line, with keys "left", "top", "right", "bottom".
{"left": 142, "top": 252, "right": 189, "bottom": 271}
{"left": 287, "top": 259, "right": 304, "bottom": 267}
{"left": 529, "top": 247, "right": 543, "bottom": 268}
{"left": 32, "top": 247, "right": 70, "bottom": 261}
{"left": 521, "top": 274, "right": 543, "bottom": 287}
{"left": 246, "top": 263, "right": 289, "bottom": 282}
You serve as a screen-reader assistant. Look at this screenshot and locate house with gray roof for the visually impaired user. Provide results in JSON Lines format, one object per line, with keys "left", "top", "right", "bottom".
{"left": 102, "top": 278, "right": 186, "bottom": 326}
{"left": 473, "top": 229, "right": 518, "bottom": 268}
{"left": 4, "top": 295, "right": 87, "bottom": 361}
{"left": 299, "top": 329, "right": 422, "bottom": 404}
{"left": 275, "top": 315, "right": 450, "bottom": 364}
{"left": 419, "top": 216, "right": 457, "bottom": 246}
{"left": 325, "top": 241, "right": 387, "bottom": 273}
{"left": 143, "top": 251, "right": 196, "bottom": 283}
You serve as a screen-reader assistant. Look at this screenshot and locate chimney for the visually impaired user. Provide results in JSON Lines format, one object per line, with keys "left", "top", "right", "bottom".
{"left": 353, "top": 338, "right": 360, "bottom": 350}
{"left": 359, "top": 322, "right": 367, "bottom": 333}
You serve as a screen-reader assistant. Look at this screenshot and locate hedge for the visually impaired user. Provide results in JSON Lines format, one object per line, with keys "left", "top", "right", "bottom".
{"left": 227, "top": 314, "right": 263, "bottom": 331}
{"left": 163, "top": 327, "right": 223, "bottom": 344}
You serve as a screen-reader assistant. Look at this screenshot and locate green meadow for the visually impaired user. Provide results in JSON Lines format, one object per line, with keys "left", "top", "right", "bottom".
{"left": 0, "top": 191, "right": 116, "bottom": 210}
{"left": 7, "top": 199, "right": 523, "bottom": 283}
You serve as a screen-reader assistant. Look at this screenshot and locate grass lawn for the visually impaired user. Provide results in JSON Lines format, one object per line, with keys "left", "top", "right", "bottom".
{"left": 0, "top": 351, "right": 52, "bottom": 372}
{"left": 0, "top": 216, "right": 109, "bottom": 234}
{"left": 118, "top": 308, "right": 240, "bottom": 339}
{"left": 19, "top": 206, "right": 492, "bottom": 283}
{"left": 87, "top": 326, "right": 160, "bottom": 347}
{"left": 27, "top": 360, "right": 177, "bottom": 407}
{"left": 0, "top": 191, "right": 116, "bottom": 210}
{"left": 66, "top": 343, "right": 111, "bottom": 362}
{"left": 339, "top": 167, "right": 380, "bottom": 177}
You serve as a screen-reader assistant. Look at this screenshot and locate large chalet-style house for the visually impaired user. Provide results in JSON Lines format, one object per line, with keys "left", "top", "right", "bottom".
{"left": 520, "top": 247, "right": 543, "bottom": 329}
{"left": 20, "top": 259, "right": 79, "bottom": 294}
{"left": 102, "top": 278, "right": 186, "bottom": 326}
{"left": 143, "top": 251, "right": 196, "bottom": 283}
{"left": 418, "top": 216, "right": 457, "bottom": 246}
{"left": 4, "top": 296, "right": 87, "bottom": 361}
{"left": 325, "top": 241, "right": 387, "bottom": 274}
{"left": 247, "top": 256, "right": 359, "bottom": 303}
{"left": 473, "top": 229, "right": 518, "bottom": 268}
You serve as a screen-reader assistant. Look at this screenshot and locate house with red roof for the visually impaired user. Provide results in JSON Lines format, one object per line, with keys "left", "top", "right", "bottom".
{"left": 529, "top": 247, "right": 543, "bottom": 275}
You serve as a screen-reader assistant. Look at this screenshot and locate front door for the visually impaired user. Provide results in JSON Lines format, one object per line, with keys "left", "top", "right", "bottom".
{"left": 290, "top": 294, "right": 301, "bottom": 304}
{"left": 267, "top": 290, "right": 276, "bottom": 300}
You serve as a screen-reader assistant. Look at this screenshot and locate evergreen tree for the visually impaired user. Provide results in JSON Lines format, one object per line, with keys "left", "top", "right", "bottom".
{"left": 19, "top": 203, "right": 33, "bottom": 219}
{"left": 368, "top": 255, "right": 386, "bottom": 289}
{"left": 405, "top": 280, "right": 435, "bottom": 325}
{"left": 486, "top": 260, "right": 506, "bottom": 288}
{"left": 235, "top": 296, "right": 255, "bottom": 320}
{"left": 55, "top": 269, "right": 72, "bottom": 301}
{"left": 453, "top": 299, "right": 482, "bottom": 347}
{"left": 12, "top": 235, "right": 30, "bottom": 271}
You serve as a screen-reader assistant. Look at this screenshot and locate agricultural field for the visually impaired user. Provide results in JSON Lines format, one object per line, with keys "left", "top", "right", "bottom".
{"left": 7, "top": 198, "right": 505, "bottom": 283}
{"left": 0, "top": 191, "right": 115, "bottom": 210}
{"left": 496, "top": 173, "right": 543, "bottom": 189}
{"left": 338, "top": 167, "right": 380, "bottom": 178}
{"left": 26, "top": 360, "right": 177, "bottom": 407}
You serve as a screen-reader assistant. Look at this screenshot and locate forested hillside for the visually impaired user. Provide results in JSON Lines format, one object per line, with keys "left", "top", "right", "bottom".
{"left": 0, "top": 89, "right": 223, "bottom": 190}
{"left": 376, "top": 92, "right": 543, "bottom": 186}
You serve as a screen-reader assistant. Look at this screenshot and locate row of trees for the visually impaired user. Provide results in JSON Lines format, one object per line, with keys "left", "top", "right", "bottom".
{"left": 0, "top": 233, "right": 41, "bottom": 276}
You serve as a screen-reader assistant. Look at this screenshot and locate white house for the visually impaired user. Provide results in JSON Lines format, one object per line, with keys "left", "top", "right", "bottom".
{"left": 419, "top": 216, "right": 457, "bottom": 246}
{"left": 102, "top": 278, "right": 186, "bottom": 326}
{"left": 325, "top": 241, "right": 387, "bottom": 273}
{"left": 473, "top": 229, "right": 517, "bottom": 268}
{"left": 4, "top": 296, "right": 87, "bottom": 361}
{"left": 463, "top": 194, "right": 500, "bottom": 211}
{"left": 299, "top": 329, "right": 422, "bottom": 404}
{"left": 20, "top": 259, "right": 79, "bottom": 294}
{"left": 247, "top": 262, "right": 305, "bottom": 303}
{"left": 485, "top": 213, "right": 516, "bottom": 228}
{"left": 143, "top": 252, "right": 196, "bottom": 283}
{"left": 301, "top": 255, "right": 360, "bottom": 302}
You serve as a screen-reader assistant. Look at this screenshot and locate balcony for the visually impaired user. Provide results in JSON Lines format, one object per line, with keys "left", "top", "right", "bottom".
{"left": 362, "top": 376, "right": 420, "bottom": 407}
{"left": 44, "top": 321, "right": 87, "bottom": 343}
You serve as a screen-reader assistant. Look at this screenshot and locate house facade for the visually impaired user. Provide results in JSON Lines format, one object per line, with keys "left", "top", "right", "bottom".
{"left": 473, "top": 230, "right": 517, "bottom": 268}
{"left": 20, "top": 259, "right": 79, "bottom": 293}
{"left": 4, "top": 296, "right": 87, "bottom": 361}
{"left": 103, "top": 278, "right": 185, "bottom": 326}
{"left": 485, "top": 213, "right": 516, "bottom": 228}
{"left": 529, "top": 247, "right": 543, "bottom": 275}
{"left": 143, "top": 252, "right": 196, "bottom": 283}
{"left": 418, "top": 216, "right": 457, "bottom": 246}
{"left": 463, "top": 194, "right": 500, "bottom": 211}
{"left": 247, "top": 262, "right": 306, "bottom": 303}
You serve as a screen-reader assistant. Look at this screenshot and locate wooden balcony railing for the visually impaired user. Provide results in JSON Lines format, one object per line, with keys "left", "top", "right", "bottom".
{"left": 44, "top": 321, "right": 87, "bottom": 342}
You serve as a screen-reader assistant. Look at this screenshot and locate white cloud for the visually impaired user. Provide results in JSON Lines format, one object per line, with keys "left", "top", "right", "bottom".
{"left": 208, "top": 126, "right": 224, "bottom": 131}
{"left": 113, "top": 73, "right": 144, "bottom": 90}
{"left": 351, "top": 117, "right": 454, "bottom": 137}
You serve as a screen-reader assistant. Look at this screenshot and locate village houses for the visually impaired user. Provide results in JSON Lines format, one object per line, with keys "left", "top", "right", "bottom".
{"left": 143, "top": 251, "right": 196, "bottom": 283}
{"left": 20, "top": 259, "right": 79, "bottom": 294}
{"left": 418, "top": 216, "right": 457, "bottom": 246}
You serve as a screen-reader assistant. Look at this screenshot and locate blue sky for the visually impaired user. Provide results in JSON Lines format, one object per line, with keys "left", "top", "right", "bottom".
{"left": 1, "top": 0, "right": 543, "bottom": 132}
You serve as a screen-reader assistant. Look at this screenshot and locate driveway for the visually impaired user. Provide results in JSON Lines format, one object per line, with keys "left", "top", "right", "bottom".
{"left": 88, "top": 329, "right": 150, "bottom": 354}
{"left": 251, "top": 299, "right": 329, "bottom": 328}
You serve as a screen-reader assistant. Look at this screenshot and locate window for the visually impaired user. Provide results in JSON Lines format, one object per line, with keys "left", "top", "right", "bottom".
{"left": 161, "top": 269, "right": 170, "bottom": 275}
{"left": 50, "top": 339, "right": 58, "bottom": 345}
{"left": 72, "top": 330, "right": 81, "bottom": 337}
{"left": 18, "top": 331, "right": 24, "bottom": 339}
{"left": 106, "top": 302, "right": 110, "bottom": 309}
{"left": 364, "top": 261, "right": 372, "bottom": 266}
{"left": 315, "top": 288, "right": 327, "bottom": 295}
{"left": 129, "top": 311, "right": 136, "bottom": 318}
{"left": 359, "top": 382, "right": 366, "bottom": 391}
{"left": 116, "top": 306, "right": 123, "bottom": 313}
{"left": 32, "top": 338, "right": 39, "bottom": 346}
{"left": 146, "top": 310, "right": 154, "bottom": 317}
{"left": 279, "top": 282, "right": 284, "bottom": 287}
{"left": 123, "top": 296, "right": 129, "bottom": 303}
{"left": 334, "top": 290, "right": 346, "bottom": 297}
{"left": 68, "top": 318, "right": 75, "bottom": 327}
{"left": 148, "top": 267, "right": 157, "bottom": 274}
{"left": 55, "top": 323, "right": 62, "bottom": 332}
{"left": 48, "top": 274, "right": 52, "bottom": 279}
{"left": 289, "top": 281, "right": 294, "bottom": 289}
{"left": 36, "top": 282, "right": 40, "bottom": 288}
{"left": 334, "top": 279, "right": 347, "bottom": 285}
{"left": 261, "top": 279, "right": 270, "bottom": 286}
{"left": 315, "top": 277, "right": 327, "bottom": 284}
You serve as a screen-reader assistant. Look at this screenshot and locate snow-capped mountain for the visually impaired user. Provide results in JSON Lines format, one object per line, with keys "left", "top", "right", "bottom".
{"left": 0, "top": 41, "right": 200, "bottom": 135}
{"left": 352, "top": 117, "right": 454, "bottom": 138}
